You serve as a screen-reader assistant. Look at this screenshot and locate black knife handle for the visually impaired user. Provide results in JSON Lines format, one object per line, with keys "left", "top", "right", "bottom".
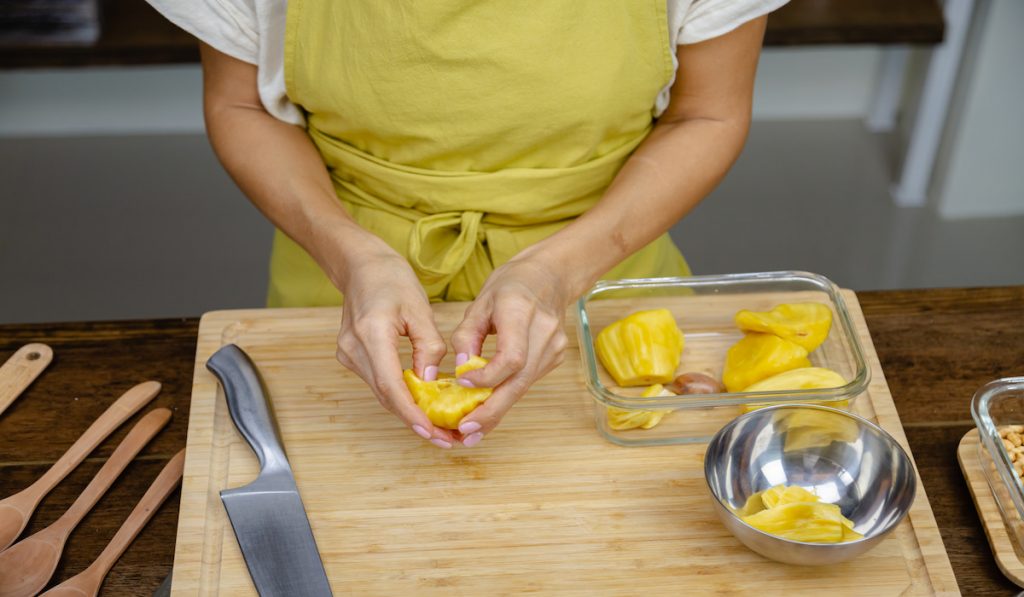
{"left": 207, "top": 344, "right": 291, "bottom": 476}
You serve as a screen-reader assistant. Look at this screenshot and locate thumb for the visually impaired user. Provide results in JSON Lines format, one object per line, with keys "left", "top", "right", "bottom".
{"left": 450, "top": 301, "right": 492, "bottom": 359}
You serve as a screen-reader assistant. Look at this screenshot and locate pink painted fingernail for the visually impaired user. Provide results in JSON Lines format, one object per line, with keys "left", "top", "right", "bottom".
{"left": 462, "top": 432, "right": 484, "bottom": 447}
{"left": 455, "top": 353, "right": 469, "bottom": 366}
{"left": 430, "top": 438, "right": 453, "bottom": 449}
{"left": 423, "top": 365, "right": 438, "bottom": 382}
{"left": 459, "top": 421, "right": 481, "bottom": 434}
{"left": 456, "top": 377, "right": 475, "bottom": 388}
{"left": 412, "top": 425, "right": 432, "bottom": 440}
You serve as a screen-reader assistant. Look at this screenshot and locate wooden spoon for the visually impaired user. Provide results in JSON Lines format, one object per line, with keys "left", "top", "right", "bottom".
{"left": 0, "top": 343, "right": 53, "bottom": 417}
{"left": 0, "top": 407, "right": 171, "bottom": 597}
{"left": 0, "top": 381, "right": 161, "bottom": 552}
{"left": 41, "top": 449, "right": 185, "bottom": 597}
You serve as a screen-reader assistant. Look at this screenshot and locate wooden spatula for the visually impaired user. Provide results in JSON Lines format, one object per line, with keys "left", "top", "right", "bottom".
{"left": 0, "top": 407, "right": 172, "bottom": 597}
{"left": 0, "top": 343, "right": 53, "bottom": 417}
{"left": 0, "top": 381, "right": 161, "bottom": 552}
{"left": 41, "top": 449, "right": 186, "bottom": 597}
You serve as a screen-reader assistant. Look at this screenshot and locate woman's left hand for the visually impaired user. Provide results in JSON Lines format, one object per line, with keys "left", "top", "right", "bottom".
{"left": 450, "top": 254, "right": 572, "bottom": 446}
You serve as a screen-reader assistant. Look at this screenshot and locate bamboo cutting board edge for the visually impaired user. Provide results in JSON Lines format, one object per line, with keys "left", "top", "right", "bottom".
{"left": 841, "top": 292, "right": 958, "bottom": 595}
{"left": 170, "top": 292, "right": 959, "bottom": 595}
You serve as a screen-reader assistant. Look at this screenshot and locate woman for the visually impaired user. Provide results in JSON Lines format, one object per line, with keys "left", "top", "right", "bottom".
{"left": 151, "top": 0, "right": 786, "bottom": 448}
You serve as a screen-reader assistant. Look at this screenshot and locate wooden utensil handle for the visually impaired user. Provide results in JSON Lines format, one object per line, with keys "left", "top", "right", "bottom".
{"left": 55, "top": 408, "right": 172, "bottom": 535}
{"left": 34, "top": 381, "right": 162, "bottom": 494}
{"left": 88, "top": 449, "right": 185, "bottom": 580}
{"left": 0, "top": 343, "right": 53, "bottom": 416}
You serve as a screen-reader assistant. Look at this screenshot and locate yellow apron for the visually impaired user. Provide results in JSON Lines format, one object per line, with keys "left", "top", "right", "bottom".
{"left": 271, "top": 0, "right": 691, "bottom": 307}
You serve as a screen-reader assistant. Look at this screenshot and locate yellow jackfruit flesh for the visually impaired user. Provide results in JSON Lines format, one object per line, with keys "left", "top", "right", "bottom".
{"left": 606, "top": 383, "right": 673, "bottom": 430}
{"left": 743, "top": 367, "right": 847, "bottom": 393}
{"left": 596, "top": 309, "right": 684, "bottom": 387}
{"left": 740, "top": 367, "right": 849, "bottom": 413}
{"left": 722, "top": 333, "right": 810, "bottom": 392}
{"left": 739, "top": 486, "right": 863, "bottom": 544}
{"left": 759, "top": 484, "right": 821, "bottom": 509}
{"left": 403, "top": 356, "right": 492, "bottom": 429}
{"left": 735, "top": 303, "right": 833, "bottom": 352}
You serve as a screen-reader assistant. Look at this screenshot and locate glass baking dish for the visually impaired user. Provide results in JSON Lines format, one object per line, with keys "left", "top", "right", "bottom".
{"left": 971, "top": 377, "right": 1024, "bottom": 546}
{"left": 575, "top": 271, "right": 870, "bottom": 445}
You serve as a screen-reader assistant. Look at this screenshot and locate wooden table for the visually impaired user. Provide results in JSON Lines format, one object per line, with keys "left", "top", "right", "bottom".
{"left": 1, "top": 0, "right": 944, "bottom": 69}
{"left": 0, "top": 287, "right": 1021, "bottom": 595}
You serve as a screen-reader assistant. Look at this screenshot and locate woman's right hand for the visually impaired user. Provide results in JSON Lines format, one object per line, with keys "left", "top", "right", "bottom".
{"left": 197, "top": 43, "right": 453, "bottom": 445}
{"left": 329, "top": 234, "right": 455, "bottom": 447}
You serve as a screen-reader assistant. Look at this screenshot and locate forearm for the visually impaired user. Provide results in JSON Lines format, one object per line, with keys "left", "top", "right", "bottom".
{"left": 204, "top": 107, "right": 362, "bottom": 282}
{"left": 524, "top": 114, "right": 749, "bottom": 298}
{"left": 517, "top": 16, "right": 766, "bottom": 300}
{"left": 200, "top": 45, "right": 380, "bottom": 288}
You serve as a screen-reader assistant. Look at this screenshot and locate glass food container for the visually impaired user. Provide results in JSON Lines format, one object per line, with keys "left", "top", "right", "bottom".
{"left": 971, "top": 377, "right": 1024, "bottom": 546}
{"left": 575, "top": 271, "right": 870, "bottom": 445}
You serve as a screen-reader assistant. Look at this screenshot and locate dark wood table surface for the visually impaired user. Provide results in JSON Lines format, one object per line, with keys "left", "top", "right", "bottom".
{"left": 0, "top": 287, "right": 1021, "bottom": 595}
{"left": 2, "top": 0, "right": 945, "bottom": 69}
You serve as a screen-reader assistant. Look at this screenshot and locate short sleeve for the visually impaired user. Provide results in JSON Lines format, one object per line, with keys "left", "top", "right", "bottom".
{"left": 146, "top": 0, "right": 259, "bottom": 65}
{"left": 677, "top": 0, "right": 789, "bottom": 45}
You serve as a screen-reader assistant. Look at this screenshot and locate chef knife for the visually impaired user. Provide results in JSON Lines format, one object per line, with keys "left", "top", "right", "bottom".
{"left": 206, "top": 344, "right": 333, "bottom": 597}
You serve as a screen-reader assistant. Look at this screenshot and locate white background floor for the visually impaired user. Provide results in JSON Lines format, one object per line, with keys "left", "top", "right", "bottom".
{"left": 1, "top": 120, "right": 1022, "bottom": 324}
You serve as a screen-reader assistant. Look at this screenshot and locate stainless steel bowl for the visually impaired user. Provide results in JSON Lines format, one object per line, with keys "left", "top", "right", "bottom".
{"left": 704, "top": 404, "right": 916, "bottom": 565}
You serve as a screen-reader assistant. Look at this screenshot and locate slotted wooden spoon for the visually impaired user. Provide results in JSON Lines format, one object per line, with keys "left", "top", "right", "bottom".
{"left": 41, "top": 449, "right": 185, "bottom": 597}
{"left": 0, "top": 381, "right": 161, "bottom": 552}
{"left": 0, "top": 407, "right": 171, "bottom": 597}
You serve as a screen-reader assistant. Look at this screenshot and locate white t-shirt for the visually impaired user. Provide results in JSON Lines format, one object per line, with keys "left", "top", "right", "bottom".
{"left": 149, "top": 0, "right": 787, "bottom": 126}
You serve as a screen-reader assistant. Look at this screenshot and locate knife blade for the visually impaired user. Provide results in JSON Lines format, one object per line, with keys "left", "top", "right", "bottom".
{"left": 207, "top": 344, "right": 333, "bottom": 597}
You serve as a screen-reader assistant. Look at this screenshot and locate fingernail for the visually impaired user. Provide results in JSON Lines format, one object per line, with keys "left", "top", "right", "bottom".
{"left": 459, "top": 421, "right": 481, "bottom": 434}
{"left": 412, "top": 425, "right": 432, "bottom": 440}
{"left": 430, "top": 438, "right": 453, "bottom": 449}
{"left": 462, "top": 432, "right": 484, "bottom": 447}
{"left": 456, "top": 377, "right": 475, "bottom": 388}
{"left": 455, "top": 353, "right": 469, "bottom": 366}
{"left": 423, "top": 365, "right": 438, "bottom": 382}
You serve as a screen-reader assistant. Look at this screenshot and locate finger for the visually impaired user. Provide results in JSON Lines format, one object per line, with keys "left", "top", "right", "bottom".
{"left": 460, "top": 301, "right": 531, "bottom": 389}
{"left": 363, "top": 328, "right": 456, "bottom": 446}
{"left": 341, "top": 334, "right": 454, "bottom": 444}
{"left": 405, "top": 305, "right": 447, "bottom": 378}
{"left": 450, "top": 300, "right": 492, "bottom": 359}
{"left": 457, "top": 374, "right": 529, "bottom": 437}
{"left": 458, "top": 325, "right": 564, "bottom": 442}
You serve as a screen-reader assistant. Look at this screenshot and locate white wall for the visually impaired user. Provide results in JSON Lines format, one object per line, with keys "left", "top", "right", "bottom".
{"left": 935, "top": 0, "right": 1024, "bottom": 219}
{"left": 0, "top": 48, "right": 882, "bottom": 138}
{"left": 754, "top": 48, "right": 881, "bottom": 120}
{"left": 5, "top": 39, "right": 1018, "bottom": 217}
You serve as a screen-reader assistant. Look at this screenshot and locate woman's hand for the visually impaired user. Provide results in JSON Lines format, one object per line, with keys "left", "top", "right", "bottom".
{"left": 199, "top": 45, "right": 451, "bottom": 446}
{"left": 450, "top": 253, "right": 572, "bottom": 446}
{"left": 331, "top": 235, "right": 457, "bottom": 447}
{"left": 444, "top": 18, "right": 768, "bottom": 447}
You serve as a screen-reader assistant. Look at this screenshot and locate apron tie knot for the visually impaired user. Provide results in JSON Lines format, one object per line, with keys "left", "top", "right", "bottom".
{"left": 408, "top": 210, "right": 486, "bottom": 291}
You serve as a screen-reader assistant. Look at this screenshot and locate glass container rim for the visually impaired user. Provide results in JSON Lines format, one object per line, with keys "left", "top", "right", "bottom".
{"left": 576, "top": 271, "right": 871, "bottom": 410}
{"left": 970, "top": 376, "right": 1024, "bottom": 524}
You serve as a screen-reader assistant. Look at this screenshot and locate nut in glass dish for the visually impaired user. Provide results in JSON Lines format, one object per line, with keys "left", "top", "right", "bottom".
{"left": 704, "top": 404, "right": 916, "bottom": 565}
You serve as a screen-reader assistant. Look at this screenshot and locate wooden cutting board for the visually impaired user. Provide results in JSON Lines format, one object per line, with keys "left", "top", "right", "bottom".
{"left": 171, "top": 290, "right": 958, "bottom": 595}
